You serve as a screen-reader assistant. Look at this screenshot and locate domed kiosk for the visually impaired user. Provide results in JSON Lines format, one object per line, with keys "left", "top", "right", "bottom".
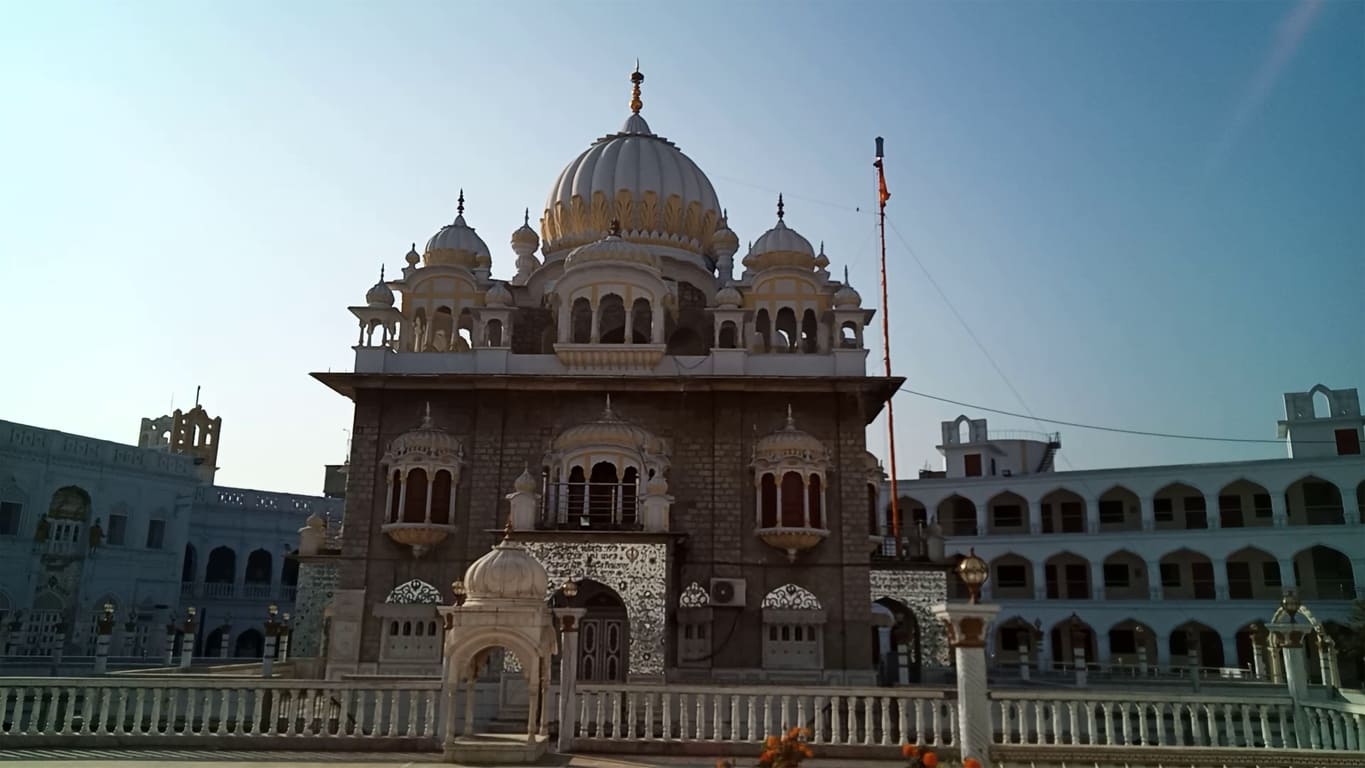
{"left": 440, "top": 533, "right": 557, "bottom": 763}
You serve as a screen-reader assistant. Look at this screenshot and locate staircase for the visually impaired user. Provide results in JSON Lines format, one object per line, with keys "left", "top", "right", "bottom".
{"left": 1036, "top": 434, "right": 1062, "bottom": 473}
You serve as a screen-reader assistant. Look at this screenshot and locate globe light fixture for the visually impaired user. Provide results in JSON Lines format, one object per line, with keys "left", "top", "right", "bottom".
{"left": 956, "top": 548, "right": 989, "bottom": 604}
{"left": 562, "top": 579, "right": 579, "bottom": 599}
{"left": 1280, "top": 590, "right": 1301, "bottom": 621}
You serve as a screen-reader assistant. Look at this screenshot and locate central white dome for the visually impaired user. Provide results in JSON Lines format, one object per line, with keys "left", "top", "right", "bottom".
{"left": 540, "top": 72, "right": 723, "bottom": 259}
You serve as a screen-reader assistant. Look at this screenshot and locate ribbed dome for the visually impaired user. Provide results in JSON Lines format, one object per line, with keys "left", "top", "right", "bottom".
{"left": 511, "top": 208, "right": 540, "bottom": 252}
{"left": 540, "top": 72, "right": 722, "bottom": 258}
{"left": 833, "top": 276, "right": 862, "bottom": 309}
{"left": 425, "top": 191, "right": 491, "bottom": 269}
{"left": 383, "top": 404, "right": 464, "bottom": 468}
{"left": 715, "top": 282, "right": 742, "bottom": 308}
{"left": 484, "top": 281, "right": 513, "bottom": 307}
{"left": 563, "top": 230, "right": 660, "bottom": 271}
{"left": 554, "top": 396, "right": 661, "bottom": 453}
{"left": 366, "top": 267, "right": 394, "bottom": 307}
{"left": 753, "top": 407, "right": 828, "bottom": 465}
{"left": 712, "top": 214, "right": 740, "bottom": 258}
{"left": 462, "top": 540, "right": 548, "bottom": 605}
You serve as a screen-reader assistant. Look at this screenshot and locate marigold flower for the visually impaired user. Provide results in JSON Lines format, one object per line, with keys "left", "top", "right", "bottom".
{"left": 765, "top": 735, "right": 780, "bottom": 749}
{"left": 902, "top": 743, "right": 919, "bottom": 758}
{"left": 787, "top": 726, "right": 801, "bottom": 739}
{"left": 921, "top": 752, "right": 938, "bottom": 768}
{"left": 963, "top": 759, "right": 982, "bottom": 768}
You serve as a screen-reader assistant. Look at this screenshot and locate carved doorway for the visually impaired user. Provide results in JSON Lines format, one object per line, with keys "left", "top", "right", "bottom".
{"left": 875, "top": 597, "right": 922, "bottom": 684}
{"left": 573, "top": 580, "right": 628, "bottom": 682}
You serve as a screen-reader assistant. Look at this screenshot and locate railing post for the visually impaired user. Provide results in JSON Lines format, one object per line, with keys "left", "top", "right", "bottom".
{"left": 933, "top": 600, "right": 1000, "bottom": 768}
{"left": 93, "top": 605, "right": 115, "bottom": 675}
{"left": 555, "top": 607, "right": 587, "bottom": 753}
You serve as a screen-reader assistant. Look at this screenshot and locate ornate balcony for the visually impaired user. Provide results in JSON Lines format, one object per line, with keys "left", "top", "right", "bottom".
{"left": 756, "top": 526, "right": 829, "bottom": 562}
{"left": 382, "top": 521, "right": 458, "bottom": 558}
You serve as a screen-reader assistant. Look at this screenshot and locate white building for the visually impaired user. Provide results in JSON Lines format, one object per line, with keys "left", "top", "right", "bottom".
{"left": 874, "top": 384, "right": 1365, "bottom": 683}
{"left": 0, "top": 404, "right": 341, "bottom": 660}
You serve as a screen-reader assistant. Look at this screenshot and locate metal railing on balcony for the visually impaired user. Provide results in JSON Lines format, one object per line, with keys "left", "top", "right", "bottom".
{"left": 540, "top": 481, "right": 642, "bottom": 530}
{"left": 987, "top": 430, "right": 1062, "bottom": 444}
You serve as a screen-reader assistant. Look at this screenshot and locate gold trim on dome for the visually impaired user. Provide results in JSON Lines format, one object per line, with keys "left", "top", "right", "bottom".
{"left": 543, "top": 193, "right": 720, "bottom": 257}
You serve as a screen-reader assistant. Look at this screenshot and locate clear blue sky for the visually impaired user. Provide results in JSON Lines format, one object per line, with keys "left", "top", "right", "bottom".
{"left": 2, "top": 1, "right": 1361, "bottom": 493}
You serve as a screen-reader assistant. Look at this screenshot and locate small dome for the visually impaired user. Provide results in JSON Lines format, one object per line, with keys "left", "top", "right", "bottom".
{"left": 404, "top": 243, "right": 421, "bottom": 267}
{"left": 485, "top": 281, "right": 513, "bottom": 307}
{"left": 462, "top": 540, "right": 548, "bottom": 605}
{"left": 512, "top": 208, "right": 540, "bottom": 251}
{"left": 714, "top": 282, "right": 742, "bottom": 308}
{"left": 744, "top": 195, "right": 816, "bottom": 272}
{"left": 383, "top": 404, "right": 464, "bottom": 468}
{"left": 833, "top": 274, "right": 861, "bottom": 309}
{"left": 563, "top": 226, "right": 660, "bottom": 271}
{"left": 712, "top": 213, "right": 740, "bottom": 257}
{"left": 753, "top": 406, "right": 828, "bottom": 466}
{"left": 366, "top": 267, "right": 395, "bottom": 308}
{"left": 513, "top": 467, "right": 537, "bottom": 493}
{"left": 425, "top": 191, "right": 492, "bottom": 269}
{"left": 554, "top": 396, "right": 663, "bottom": 454}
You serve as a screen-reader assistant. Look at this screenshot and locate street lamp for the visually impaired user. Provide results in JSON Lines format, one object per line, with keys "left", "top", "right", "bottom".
{"left": 957, "top": 549, "right": 989, "bottom": 604}
{"left": 1280, "top": 590, "right": 1301, "bottom": 623}
{"left": 451, "top": 580, "right": 468, "bottom": 607}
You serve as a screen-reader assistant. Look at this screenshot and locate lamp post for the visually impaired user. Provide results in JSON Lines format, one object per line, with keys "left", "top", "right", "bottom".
{"left": 122, "top": 609, "right": 139, "bottom": 657}
{"left": 262, "top": 604, "right": 281, "bottom": 678}
{"left": 93, "top": 602, "right": 116, "bottom": 674}
{"left": 932, "top": 549, "right": 998, "bottom": 768}
{"left": 278, "top": 612, "right": 292, "bottom": 663}
{"left": 553, "top": 579, "right": 585, "bottom": 753}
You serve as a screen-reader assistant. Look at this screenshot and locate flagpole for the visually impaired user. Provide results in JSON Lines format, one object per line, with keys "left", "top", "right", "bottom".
{"left": 875, "top": 137, "right": 902, "bottom": 546}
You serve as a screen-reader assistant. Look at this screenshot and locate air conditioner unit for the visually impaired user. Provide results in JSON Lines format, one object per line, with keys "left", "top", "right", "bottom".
{"left": 709, "top": 578, "right": 747, "bottom": 608}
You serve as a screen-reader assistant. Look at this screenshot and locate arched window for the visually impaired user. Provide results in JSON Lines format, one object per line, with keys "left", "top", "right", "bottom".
{"left": 411, "top": 308, "right": 428, "bottom": 351}
{"left": 388, "top": 470, "right": 402, "bottom": 522}
{"left": 1312, "top": 389, "right": 1331, "bottom": 418}
{"left": 430, "top": 469, "right": 453, "bottom": 525}
{"left": 621, "top": 466, "right": 639, "bottom": 526}
{"left": 588, "top": 462, "right": 620, "bottom": 527}
{"left": 566, "top": 465, "right": 586, "bottom": 524}
{"left": 781, "top": 471, "right": 805, "bottom": 527}
{"left": 403, "top": 468, "right": 428, "bottom": 523}
{"left": 485, "top": 319, "right": 503, "bottom": 348}
{"left": 800, "top": 309, "right": 818, "bottom": 353}
{"left": 430, "top": 307, "right": 453, "bottom": 351}
{"left": 718, "top": 321, "right": 737, "bottom": 349}
{"left": 181, "top": 544, "right": 197, "bottom": 584}
{"left": 840, "top": 322, "right": 858, "bottom": 348}
{"left": 631, "top": 298, "right": 652, "bottom": 344}
{"left": 571, "top": 298, "right": 592, "bottom": 343}
{"left": 244, "top": 549, "right": 272, "bottom": 585}
{"left": 760, "top": 473, "right": 778, "bottom": 528}
{"left": 754, "top": 309, "right": 772, "bottom": 352}
{"left": 599, "top": 295, "right": 626, "bottom": 343}
{"left": 775, "top": 307, "right": 797, "bottom": 351}
{"left": 807, "top": 474, "right": 823, "bottom": 528}
{"left": 456, "top": 308, "right": 474, "bottom": 350}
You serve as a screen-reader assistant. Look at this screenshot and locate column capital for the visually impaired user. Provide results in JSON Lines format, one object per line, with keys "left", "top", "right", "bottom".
{"left": 932, "top": 602, "right": 1001, "bottom": 649}
{"left": 554, "top": 607, "right": 587, "bottom": 633}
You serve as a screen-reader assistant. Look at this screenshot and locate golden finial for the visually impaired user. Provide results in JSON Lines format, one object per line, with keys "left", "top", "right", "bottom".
{"left": 457, "top": 189, "right": 465, "bottom": 217}
{"left": 777, "top": 194, "right": 785, "bottom": 221}
{"left": 629, "top": 63, "right": 644, "bottom": 114}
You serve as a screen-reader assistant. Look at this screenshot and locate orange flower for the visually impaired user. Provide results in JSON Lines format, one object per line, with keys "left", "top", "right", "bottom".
{"left": 765, "top": 735, "right": 780, "bottom": 749}
{"left": 800, "top": 745, "right": 814, "bottom": 758}
{"left": 963, "top": 759, "right": 982, "bottom": 768}
{"left": 921, "top": 752, "right": 938, "bottom": 768}
{"left": 787, "top": 726, "right": 802, "bottom": 740}
{"left": 902, "top": 743, "right": 920, "bottom": 758}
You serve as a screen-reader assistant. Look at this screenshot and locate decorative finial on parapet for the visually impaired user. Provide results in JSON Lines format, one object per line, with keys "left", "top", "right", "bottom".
{"left": 457, "top": 189, "right": 465, "bottom": 217}
{"left": 777, "top": 194, "right": 785, "bottom": 221}
{"left": 630, "top": 64, "right": 644, "bottom": 114}
{"left": 785, "top": 403, "right": 795, "bottom": 428}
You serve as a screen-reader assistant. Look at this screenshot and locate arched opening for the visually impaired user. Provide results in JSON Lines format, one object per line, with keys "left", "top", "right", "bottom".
{"left": 666, "top": 326, "right": 706, "bottom": 355}
{"left": 938, "top": 495, "right": 977, "bottom": 536}
{"left": 598, "top": 294, "right": 626, "bottom": 343}
{"left": 558, "top": 580, "right": 628, "bottom": 681}
{"left": 457, "top": 308, "right": 474, "bottom": 350}
{"left": 587, "top": 462, "right": 620, "bottom": 528}
{"left": 1159, "top": 548, "right": 1216, "bottom": 600}
{"left": 1285, "top": 475, "right": 1344, "bottom": 525}
{"left": 718, "top": 320, "right": 737, "bottom": 349}
{"left": 774, "top": 307, "right": 797, "bottom": 351}
{"left": 1170, "top": 621, "right": 1224, "bottom": 669}
{"left": 1101, "top": 550, "right": 1147, "bottom": 599}
{"left": 1233, "top": 623, "right": 1261, "bottom": 672}
{"left": 807, "top": 474, "right": 823, "bottom": 528}
{"left": 780, "top": 471, "right": 805, "bottom": 527}
{"left": 1153, "top": 482, "right": 1208, "bottom": 530}
{"left": 1312, "top": 389, "right": 1331, "bottom": 418}
{"left": 1050, "top": 616, "right": 1097, "bottom": 669}
{"left": 234, "top": 628, "right": 265, "bottom": 658}
{"left": 181, "top": 544, "right": 197, "bottom": 584}
{"left": 204, "top": 626, "right": 229, "bottom": 658}
{"left": 206, "top": 546, "right": 236, "bottom": 585}
{"left": 1044, "top": 552, "right": 1090, "bottom": 599}
{"left": 994, "top": 617, "right": 1039, "bottom": 668}
{"left": 991, "top": 553, "right": 1033, "bottom": 600}
{"left": 1293, "top": 545, "right": 1356, "bottom": 600}
{"left": 402, "top": 468, "right": 429, "bottom": 523}
{"left": 1040, "top": 488, "right": 1086, "bottom": 533}
{"left": 1226, "top": 547, "right": 1278, "bottom": 600}
{"left": 429, "top": 306, "right": 454, "bottom": 351}
{"left": 282, "top": 554, "right": 299, "bottom": 594}
{"left": 1217, "top": 479, "right": 1274, "bottom": 528}
{"left": 874, "top": 597, "right": 921, "bottom": 684}
{"left": 883, "top": 497, "right": 929, "bottom": 543}
{"left": 388, "top": 469, "right": 402, "bottom": 522}
{"left": 1325, "top": 620, "right": 1363, "bottom": 688}
{"left": 410, "top": 308, "right": 428, "bottom": 351}
{"left": 485, "top": 319, "right": 503, "bottom": 348}
{"left": 621, "top": 467, "right": 639, "bottom": 526}
{"left": 760, "top": 473, "right": 778, "bottom": 528}
{"left": 1107, "top": 619, "right": 1157, "bottom": 668}
{"left": 571, "top": 298, "right": 592, "bottom": 343}
{"left": 839, "top": 322, "right": 858, "bottom": 349}
{"left": 630, "top": 298, "right": 652, "bottom": 344}
{"left": 799, "top": 309, "right": 818, "bottom": 353}
{"left": 1097, "top": 485, "right": 1141, "bottom": 532}
{"left": 754, "top": 309, "right": 772, "bottom": 352}
{"left": 955, "top": 417, "right": 970, "bottom": 445}
{"left": 244, "top": 549, "right": 272, "bottom": 587}
{"left": 986, "top": 491, "right": 1028, "bottom": 534}
{"left": 566, "top": 465, "right": 587, "bottom": 525}
{"left": 430, "top": 469, "right": 453, "bottom": 525}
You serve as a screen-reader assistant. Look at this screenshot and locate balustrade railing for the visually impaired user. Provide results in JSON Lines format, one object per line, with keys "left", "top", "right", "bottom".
{"left": 571, "top": 684, "right": 956, "bottom": 749}
{"left": 202, "top": 582, "right": 235, "bottom": 599}
{"left": 242, "top": 583, "right": 273, "bottom": 600}
{"left": 540, "top": 482, "right": 642, "bottom": 530}
{"left": 0, "top": 677, "right": 441, "bottom": 746}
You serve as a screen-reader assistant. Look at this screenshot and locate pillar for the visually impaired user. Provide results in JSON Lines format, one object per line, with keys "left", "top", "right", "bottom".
{"left": 1268, "top": 622, "right": 1312, "bottom": 747}
{"left": 93, "top": 629, "right": 111, "bottom": 675}
{"left": 1084, "top": 497, "right": 1100, "bottom": 534}
{"left": 263, "top": 632, "right": 278, "bottom": 678}
{"left": 1027, "top": 499, "right": 1043, "bottom": 535}
{"left": 932, "top": 601, "right": 1000, "bottom": 768}
{"left": 1089, "top": 560, "right": 1106, "bottom": 601}
{"left": 1270, "top": 493, "right": 1288, "bottom": 528}
{"left": 1073, "top": 646, "right": 1087, "bottom": 687}
{"left": 1277, "top": 557, "right": 1297, "bottom": 590}
{"left": 1268, "top": 635, "right": 1285, "bottom": 684}
{"left": 164, "top": 628, "right": 177, "bottom": 666}
{"left": 1139, "top": 496, "right": 1155, "bottom": 532}
{"left": 218, "top": 626, "right": 232, "bottom": 659}
{"left": 1031, "top": 559, "right": 1047, "bottom": 601}
{"left": 555, "top": 608, "right": 587, "bottom": 753}
{"left": 1136, "top": 643, "right": 1149, "bottom": 677}
{"left": 1250, "top": 627, "right": 1268, "bottom": 679}
{"left": 1317, "top": 636, "right": 1332, "bottom": 687}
